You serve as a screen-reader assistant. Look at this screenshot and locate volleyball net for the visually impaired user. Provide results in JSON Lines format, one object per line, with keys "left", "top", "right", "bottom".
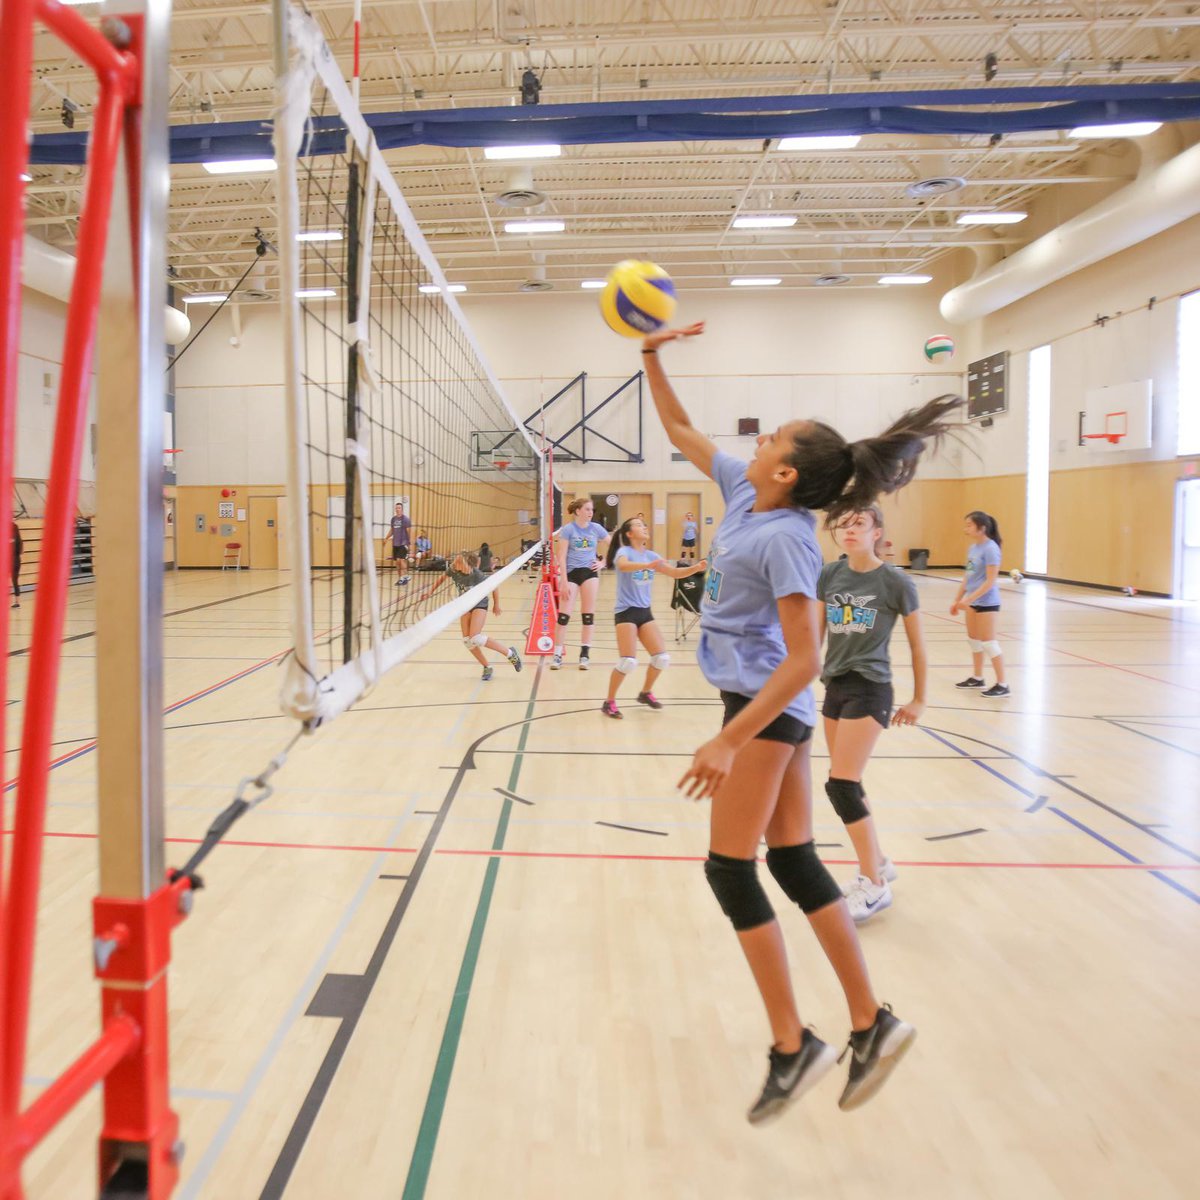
{"left": 274, "top": 5, "right": 541, "bottom": 728}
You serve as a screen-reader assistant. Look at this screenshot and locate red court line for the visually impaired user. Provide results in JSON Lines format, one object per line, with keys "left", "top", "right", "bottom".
{"left": 6, "top": 828, "right": 1199, "bottom": 871}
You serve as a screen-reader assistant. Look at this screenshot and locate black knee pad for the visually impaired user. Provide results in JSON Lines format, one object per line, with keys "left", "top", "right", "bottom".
{"left": 557, "top": 612, "right": 571, "bottom": 626}
{"left": 825, "top": 777, "right": 870, "bottom": 825}
{"left": 765, "top": 843, "right": 841, "bottom": 914}
{"left": 581, "top": 612, "right": 595, "bottom": 626}
{"left": 704, "top": 852, "right": 775, "bottom": 932}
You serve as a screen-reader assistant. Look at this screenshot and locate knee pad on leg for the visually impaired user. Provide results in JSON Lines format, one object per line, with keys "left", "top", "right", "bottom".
{"left": 649, "top": 652, "right": 670, "bottom": 671}
{"left": 982, "top": 640, "right": 1001, "bottom": 658}
{"left": 462, "top": 636, "right": 475, "bottom": 648}
{"left": 704, "top": 852, "right": 775, "bottom": 931}
{"left": 557, "top": 612, "right": 571, "bottom": 626}
{"left": 615, "top": 656, "right": 638, "bottom": 675}
{"left": 825, "top": 777, "right": 869, "bottom": 825}
{"left": 765, "top": 843, "right": 842, "bottom": 914}
{"left": 967, "top": 638, "right": 984, "bottom": 653}
{"left": 581, "top": 612, "right": 595, "bottom": 626}
{"left": 469, "top": 633, "right": 488, "bottom": 648}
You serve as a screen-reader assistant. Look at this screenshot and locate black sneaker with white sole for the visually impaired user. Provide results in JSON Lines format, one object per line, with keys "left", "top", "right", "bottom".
{"left": 747, "top": 1028, "right": 839, "bottom": 1125}
{"left": 837, "top": 1004, "right": 916, "bottom": 1111}
{"left": 981, "top": 683, "right": 1010, "bottom": 697}
{"left": 955, "top": 676, "right": 985, "bottom": 689}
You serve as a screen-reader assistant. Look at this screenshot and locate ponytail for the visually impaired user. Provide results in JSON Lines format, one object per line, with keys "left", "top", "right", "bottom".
{"left": 786, "top": 394, "right": 963, "bottom": 526}
{"left": 605, "top": 518, "right": 637, "bottom": 568}
{"left": 567, "top": 498, "right": 590, "bottom": 516}
{"left": 965, "top": 510, "right": 1002, "bottom": 547}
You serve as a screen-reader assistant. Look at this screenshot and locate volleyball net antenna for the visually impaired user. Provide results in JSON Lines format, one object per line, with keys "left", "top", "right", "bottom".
{"left": 274, "top": 4, "right": 542, "bottom": 728}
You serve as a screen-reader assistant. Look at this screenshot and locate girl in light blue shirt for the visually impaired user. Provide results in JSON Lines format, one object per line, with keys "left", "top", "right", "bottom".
{"left": 950, "top": 511, "right": 1008, "bottom": 697}
{"left": 601, "top": 517, "right": 706, "bottom": 718}
{"left": 642, "top": 318, "right": 960, "bottom": 1121}
{"left": 552, "top": 497, "right": 611, "bottom": 670}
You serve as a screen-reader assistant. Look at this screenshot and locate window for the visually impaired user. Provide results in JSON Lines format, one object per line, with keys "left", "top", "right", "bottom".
{"left": 1179, "top": 291, "right": 1200, "bottom": 457}
{"left": 1025, "top": 345, "right": 1052, "bottom": 575}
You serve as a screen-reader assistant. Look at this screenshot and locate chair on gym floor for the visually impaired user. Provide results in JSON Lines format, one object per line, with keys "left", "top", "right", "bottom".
{"left": 222, "top": 542, "right": 242, "bottom": 571}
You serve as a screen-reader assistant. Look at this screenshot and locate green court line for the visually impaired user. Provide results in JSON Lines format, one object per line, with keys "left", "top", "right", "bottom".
{"left": 401, "top": 668, "right": 540, "bottom": 1199}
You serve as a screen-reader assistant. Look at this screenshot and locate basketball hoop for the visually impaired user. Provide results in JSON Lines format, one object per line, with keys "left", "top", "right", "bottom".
{"left": 1081, "top": 432, "right": 1124, "bottom": 445}
{"left": 163, "top": 447, "right": 182, "bottom": 468}
{"left": 1081, "top": 411, "right": 1127, "bottom": 446}
{"left": 491, "top": 448, "right": 512, "bottom": 472}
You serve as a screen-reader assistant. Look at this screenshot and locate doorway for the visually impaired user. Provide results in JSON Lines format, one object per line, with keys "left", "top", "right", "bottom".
{"left": 249, "top": 495, "right": 283, "bottom": 569}
{"left": 589, "top": 492, "right": 619, "bottom": 534}
{"left": 1174, "top": 478, "right": 1200, "bottom": 601}
{"left": 666, "top": 492, "right": 702, "bottom": 561}
{"left": 618, "top": 492, "right": 653, "bottom": 534}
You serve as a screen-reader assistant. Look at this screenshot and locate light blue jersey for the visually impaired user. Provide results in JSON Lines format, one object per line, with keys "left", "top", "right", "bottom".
{"left": 614, "top": 546, "right": 661, "bottom": 611}
{"left": 682, "top": 520, "right": 698, "bottom": 541}
{"left": 555, "top": 521, "right": 608, "bottom": 571}
{"left": 965, "top": 538, "right": 1002, "bottom": 606}
{"left": 698, "top": 452, "right": 823, "bottom": 726}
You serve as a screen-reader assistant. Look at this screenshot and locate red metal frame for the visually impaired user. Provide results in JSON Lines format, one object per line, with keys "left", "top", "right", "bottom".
{"left": 0, "top": 5, "right": 189, "bottom": 1198}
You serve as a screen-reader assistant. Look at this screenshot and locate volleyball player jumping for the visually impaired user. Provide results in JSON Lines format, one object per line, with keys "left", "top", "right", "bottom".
{"left": 642, "top": 320, "right": 959, "bottom": 1121}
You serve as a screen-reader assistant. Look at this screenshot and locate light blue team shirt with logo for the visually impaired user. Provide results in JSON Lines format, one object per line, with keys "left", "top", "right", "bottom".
{"left": 555, "top": 521, "right": 608, "bottom": 571}
{"left": 965, "top": 538, "right": 1002, "bottom": 606}
{"left": 682, "top": 520, "right": 698, "bottom": 540}
{"left": 699, "top": 452, "right": 823, "bottom": 725}
{"left": 613, "top": 546, "right": 661, "bottom": 611}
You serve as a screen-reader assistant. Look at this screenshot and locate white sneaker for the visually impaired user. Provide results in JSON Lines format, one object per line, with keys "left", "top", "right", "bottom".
{"left": 840, "top": 856, "right": 897, "bottom": 896}
{"left": 550, "top": 653, "right": 563, "bottom": 670}
{"left": 845, "top": 876, "right": 893, "bottom": 924}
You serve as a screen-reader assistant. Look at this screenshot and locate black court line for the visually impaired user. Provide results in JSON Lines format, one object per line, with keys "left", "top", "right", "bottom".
{"left": 378, "top": 874, "right": 410, "bottom": 881}
{"left": 595, "top": 820, "right": 669, "bottom": 837}
{"left": 1025, "top": 796, "right": 1049, "bottom": 814}
{"left": 494, "top": 787, "right": 533, "bottom": 806}
{"left": 5, "top": 576, "right": 322, "bottom": 658}
{"left": 1098, "top": 717, "right": 1200, "bottom": 760}
{"left": 926, "top": 827, "right": 987, "bottom": 842}
{"left": 413, "top": 810, "right": 441, "bottom": 816}
{"left": 257, "top": 670, "right": 546, "bottom": 1200}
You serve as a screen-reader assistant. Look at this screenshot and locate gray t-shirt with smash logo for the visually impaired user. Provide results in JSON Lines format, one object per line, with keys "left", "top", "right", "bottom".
{"left": 818, "top": 560, "right": 918, "bottom": 684}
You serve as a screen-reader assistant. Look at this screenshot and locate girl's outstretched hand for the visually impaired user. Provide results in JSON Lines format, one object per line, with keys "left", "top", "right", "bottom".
{"left": 642, "top": 321, "right": 705, "bottom": 352}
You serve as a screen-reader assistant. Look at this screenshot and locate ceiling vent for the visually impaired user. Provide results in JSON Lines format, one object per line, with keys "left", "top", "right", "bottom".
{"left": 520, "top": 263, "right": 554, "bottom": 292}
{"left": 496, "top": 165, "right": 547, "bottom": 208}
{"left": 906, "top": 176, "right": 966, "bottom": 199}
{"left": 814, "top": 273, "right": 850, "bottom": 286}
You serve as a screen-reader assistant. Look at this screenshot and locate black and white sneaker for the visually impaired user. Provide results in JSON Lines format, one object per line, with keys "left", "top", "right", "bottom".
{"left": 481, "top": 666, "right": 494, "bottom": 682}
{"left": 747, "top": 1029, "right": 839, "bottom": 1125}
{"left": 507, "top": 647, "right": 523, "bottom": 672}
{"left": 981, "top": 683, "right": 1010, "bottom": 698}
{"left": 955, "top": 676, "right": 985, "bottom": 689}
{"left": 550, "top": 652, "right": 563, "bottom": 670}
{"left": 579, "top": 652, "right": 590, "bottom": 671}
{"left": 837, "top": 1004, "right": 916, "bottom": 1112}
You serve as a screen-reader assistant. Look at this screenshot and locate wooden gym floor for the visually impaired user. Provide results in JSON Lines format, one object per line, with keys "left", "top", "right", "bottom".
{"left": 5, "top": 567, "right": 1200, "bottom": 1199}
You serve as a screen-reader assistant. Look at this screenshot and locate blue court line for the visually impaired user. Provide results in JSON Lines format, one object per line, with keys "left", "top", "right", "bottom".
{"left": 1048, "top": 807, "right": 1200, "bottom": 907}
{"left": 919, "top": 727, "right": 1045, "bottom": 804}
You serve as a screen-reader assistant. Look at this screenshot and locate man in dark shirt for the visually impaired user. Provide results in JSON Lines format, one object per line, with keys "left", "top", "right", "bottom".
{"left": 383, "top": 502, "right": 412, "bottom": 586}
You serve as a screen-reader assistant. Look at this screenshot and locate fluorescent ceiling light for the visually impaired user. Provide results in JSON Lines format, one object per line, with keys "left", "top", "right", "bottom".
{"left": 202, "top": 157, "right": 276, "bottom": 175}
{"left": 580, "top": 279, "right": 607, "bottom": 289}
{"left": 296, "top": 288, "right": 337, "bottom": 299}
{"left": 878, "top": 274, "right": 932, "bottom": 285}
{"left": 297, "top": 229, "right": 344, "bottom": 242}
{"left": 504, "top": 219, "right": 565, "bottom": 233}
{"left": 419, "top": 283, "right": 467, "bottom": 294}
{"left": 1069, "top": 121, "right": 1162, "bottom": 139}
{"left": 957, "top": 211, "right": 1027, "bottom": 225}
{"left": 730, "top": 277, "right": 782, "bottom": 287}
{"left": 778, "top": 135, "right": 861, "bottom": 151}
{"left": 484, "top": 144, "right": 562, "bottom": 160}
{"left": 732, "top": 215, "right": 798, "bottom": 229}
{"left": 183, "top": 293, "right": 227, "bottom": 304}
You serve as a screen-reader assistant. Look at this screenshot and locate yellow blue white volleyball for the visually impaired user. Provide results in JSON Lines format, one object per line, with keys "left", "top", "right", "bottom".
{"left": 600, "top": 260, "right": 677, "bottom": 338}
{"left": 924, "top": 334, "right": 955, "bottom": 362}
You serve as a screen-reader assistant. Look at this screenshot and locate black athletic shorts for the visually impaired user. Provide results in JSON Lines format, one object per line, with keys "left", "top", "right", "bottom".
{"left": 720, "top": 691, "right": 813, "bottom": 747}
{"left": 567, "top": 566, "right": 599, "bottom": 586}
{"left": 822, "top": 670, "right": 893, "bottom": 728}
{"left": 682, "top": 538, "right": 697, "bottom": 548}
{"left": 970, "top": 603, "right": 1000, "bottom": 613}
{"left": 392, "top": 544, "right": 409, "bottom": 560}
{"left": 614, "top": 605, "right": 655, "bottom": 628}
